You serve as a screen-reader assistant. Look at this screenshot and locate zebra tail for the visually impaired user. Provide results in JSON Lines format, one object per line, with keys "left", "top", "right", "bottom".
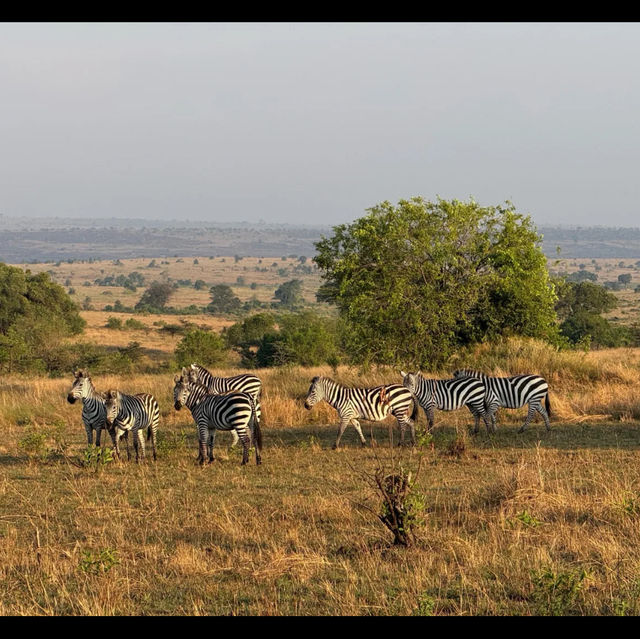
{"left": 411, "top": 399, "right": 419, "bottom": 422}
{"left": 545, "top": 393, "right": 552, "bottom": 419}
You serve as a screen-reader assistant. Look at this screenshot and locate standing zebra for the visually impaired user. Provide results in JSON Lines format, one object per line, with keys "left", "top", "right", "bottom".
{"left": 400, "top": 371, "right": 496, "bottom": 434}
{"left": 452, "top": 369, "right": 551, "bottom": 433}
{"left": 104, "top": 389, "right": 159, "bottom": 462}
{"left": 188, "top": 363, "right": 263, "bottom": 447}
{"left": 173, "top": 368, "right": 262, "bottom": 466}
{"left": 66, "top": 370, "right": 108, "bottom": 446}
{"left": 303, "top": 376, "right": 418, "bottom": 448}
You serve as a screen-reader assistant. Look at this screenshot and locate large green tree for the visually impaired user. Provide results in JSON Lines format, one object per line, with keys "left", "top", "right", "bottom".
{"left": 0, "top": 263, "right": 85, "bottom": 372}
{"left": 314, "top": 197, "right": 558, "bottom": 368}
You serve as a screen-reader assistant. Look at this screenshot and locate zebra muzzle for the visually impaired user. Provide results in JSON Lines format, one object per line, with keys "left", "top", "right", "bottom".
{"left": 174, "top": 401, "right": 182, "bottom": 411}
{"left": 67, "top": 395, "right": 77, "bottom": 404}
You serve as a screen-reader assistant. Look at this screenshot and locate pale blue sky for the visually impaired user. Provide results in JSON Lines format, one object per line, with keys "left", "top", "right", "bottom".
{"left": 1, "top": 22, "right": 639, "bottom": 226}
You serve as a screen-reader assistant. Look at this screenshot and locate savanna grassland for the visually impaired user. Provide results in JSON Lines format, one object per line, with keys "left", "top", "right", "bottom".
{"left": 2, "top": 339, "right": 640, "bottom": 615}
{"left": 2, "top": 256, "right": 640, "bottom": 615}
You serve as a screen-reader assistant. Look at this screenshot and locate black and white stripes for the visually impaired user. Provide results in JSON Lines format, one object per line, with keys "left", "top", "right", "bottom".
{"left": 304, "top": 376, "right": 418, "bottom": 447}
{"left": 452, "top": 369, "right": 551, "bottom": 433}
{"left": 400, "top": 371, "right": 496, "bottom": 434}
{"left": 104, "top": 389, "right": 160, "bottom": 462}
{"left": 67, "top": 370, "right": 107, "bottom": 446}
{"left": 173, "top": 368, "right": 262, "bottom": 466}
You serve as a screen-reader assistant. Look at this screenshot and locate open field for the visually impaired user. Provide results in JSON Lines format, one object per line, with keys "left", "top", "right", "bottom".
{"left": 11, "top": 254, "right": 324, "bottom": 312}
{"left": 2, "top": 346, "right": 640, "bottom": 615}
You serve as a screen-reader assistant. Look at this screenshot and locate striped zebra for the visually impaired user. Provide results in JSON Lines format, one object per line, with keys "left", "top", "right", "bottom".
{"left": 104, "top": 389, "right": 159, "bottom": 462}
{"left": 452, "top": 369, "right": 551, "bottom": 433}
{"left": 173, "top": 368, "right": 262, "bottom": 466}
{"left": 400, "top": 371, "right": 496, "bottom": 434}
{"left": 66, "top": 370, "right": 108, "bottom": 446}
{"left": 189, "top": 363, "right": 263, "bottom": 447}
{"left": 303, "top": 376, "right": 419, "bottom": 448}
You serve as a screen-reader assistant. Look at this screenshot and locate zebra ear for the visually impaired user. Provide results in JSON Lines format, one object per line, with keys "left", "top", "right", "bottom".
{"left": 187, "top": 369, "right": 198, "bottom": 382}
{"left": 73, "top": 370, "right": 80, "bottom": 378}
{"left": 107, "top": 389, "right": 117, "bottom": 399}
{"left": 400, "top": 370, "right": 407, "bottom": 378}
{"left": 311, "top": 376, "right": 319, "bottom": 383}
{"left": 173, "top": 375, "right": 181, "bottom": 383}
{"left": 190, "top": 363, "right": 197, "bottom": 369}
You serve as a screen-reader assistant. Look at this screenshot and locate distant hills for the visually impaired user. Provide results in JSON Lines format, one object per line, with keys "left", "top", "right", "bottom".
{"left": 1, "top": 215, "right": 640, "bottom": 262}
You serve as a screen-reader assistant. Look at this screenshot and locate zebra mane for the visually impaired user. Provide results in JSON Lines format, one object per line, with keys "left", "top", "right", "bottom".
{"left": 452, "top": 369, "right": 486, "bottom": 379}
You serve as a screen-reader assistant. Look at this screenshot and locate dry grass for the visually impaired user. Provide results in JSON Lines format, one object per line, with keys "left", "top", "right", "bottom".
{"left": 2, "top": 343, "right": 640, "bottom": 615}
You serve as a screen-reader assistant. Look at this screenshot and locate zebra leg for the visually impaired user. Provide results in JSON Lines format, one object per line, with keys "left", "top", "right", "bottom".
{"left": 133, "top": 429, "right": 140, "bottom": 463}
{"left": 95, "top": 425, "right": 103, "bottom": 448}
{"left": 425, "top": 406, "right": 435, "bottom": 433}
{"left": 124, "top": 431, "right": 131, "bottom": 461}
{"left": 208, "top": 430, "right": 217, "bottom": 463}
{"left": 85, "top": 423, "right": 93, "bottom": 447}
{"left": 229, "top": 430, "right": 240, "bottom": 448}
{"left": 198, "top": 438, "right": 208, "bottom": 465}
{"left": 149, "top": 425, "right": 157, "bottom": 462}
{"left": 351, "top": 419, "right": 367, "bottom": 447}
{"left": 482, "top": 412, "right": 493, "bottom": 434}
{"left": 518, "top": 404, "right": 538, "bottom": 433}
{"left": 237, "top": 430, "right": 250, "bottom": 465}
{"left": 535, "top": 401, "right": 551, "bottom": 431}
{"left": 332, "top": 417, "right": 351, "bottom": 449}
{"left": 252, "top": 424, "right": 262, "bottom": 466}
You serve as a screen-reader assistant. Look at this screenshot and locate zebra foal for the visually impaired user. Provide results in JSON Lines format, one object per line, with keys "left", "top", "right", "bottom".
{"left": 104, "top": 389, "right": 159, "bottom": 462}
{"left": 400, "top": 371, "right": 496, "bottom": 434}
{"left": 173, "top": 368, "right": 262, "bottom": 466}
{"left": 66, "top": 369, "right": 108, "bottom": 446}
{"left": 303, "top": 376, "right": 418, "bottom": 448}
{"left": 452, "top": 369, "right": 551, "bottom": 433}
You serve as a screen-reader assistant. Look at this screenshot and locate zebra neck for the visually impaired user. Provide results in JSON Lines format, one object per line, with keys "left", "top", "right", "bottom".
{"left": 320, "top": 378, "right": 342, "bottom": 407}
{"left": 186, "top": 384, "right": 208, "bottom": 409}
{"left": 82, "top": 381, "right": 101, "bottom": 402}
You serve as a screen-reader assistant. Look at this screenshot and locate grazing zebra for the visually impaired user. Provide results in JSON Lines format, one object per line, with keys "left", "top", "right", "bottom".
{"left": 400, "top": 371, "right": 496, "bottom": 434}
{"left": 173, "top": 368, "right": 262, "bottom": 466}
{"left": 104, "top": 389, "right": 159, "bottom": 462}
{"left": 66, "top": 370, "right": 108, "bottom": 446}
{"left": 188, "top": 363, "right": 264, "bottom": 447}
{"left": 452, "top": 369, "right": 551, "bottom": 433}
{"left": 303, "top": 376, "right": 419, "bottom": 448}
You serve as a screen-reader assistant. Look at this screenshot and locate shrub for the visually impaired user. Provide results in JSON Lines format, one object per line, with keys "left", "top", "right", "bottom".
{"left": 174, "top": 329, "right": 228, "bottom": 368}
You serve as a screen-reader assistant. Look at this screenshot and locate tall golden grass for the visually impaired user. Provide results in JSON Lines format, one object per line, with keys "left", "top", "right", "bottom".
{"left": 2, "top": 337, "right": 640, "bottom": 615}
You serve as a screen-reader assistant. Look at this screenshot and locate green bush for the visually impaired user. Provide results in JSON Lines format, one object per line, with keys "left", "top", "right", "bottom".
{"left": 174, "top": 329, "right": 228, "bottom": 368}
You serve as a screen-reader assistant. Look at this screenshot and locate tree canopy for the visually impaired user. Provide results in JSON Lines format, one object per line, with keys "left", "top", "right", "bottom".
{"left": 207, "top": 284, "right": 242, "bottom": 314}
{"left": 0, "top": 263, "right": 85, "bottom": 372}
{"left": 314, "top": 197, "right": 558, "bottom": 368}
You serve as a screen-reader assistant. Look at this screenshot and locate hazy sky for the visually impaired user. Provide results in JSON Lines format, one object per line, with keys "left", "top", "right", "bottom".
{"left": 1, "top": 22, "right": 639, "bottom": 226}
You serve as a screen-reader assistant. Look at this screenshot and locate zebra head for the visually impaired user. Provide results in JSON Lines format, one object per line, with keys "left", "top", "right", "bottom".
{"left": 67, "top": 369, "right": 90, "bottom": 404}
{"left": 400, "top": 370, "right": 420, "bottom": 394}
{"left": 104, "top": 390, "right": 121, "bottom": 427}
{"left": 304, "top": 376, "right": 324, "bottom": 410}
{"left": 173, "top": 370, "right": 191, "bottom": 411}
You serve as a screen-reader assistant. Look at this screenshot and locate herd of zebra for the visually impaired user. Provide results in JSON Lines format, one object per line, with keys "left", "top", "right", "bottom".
{"left": 66, "top": 365, "right": 551, "bottom": 464}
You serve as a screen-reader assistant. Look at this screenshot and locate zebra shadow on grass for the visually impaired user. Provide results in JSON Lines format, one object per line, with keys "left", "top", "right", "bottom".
{"left": 266, "top": 419, "right": 640, "bottom": 452}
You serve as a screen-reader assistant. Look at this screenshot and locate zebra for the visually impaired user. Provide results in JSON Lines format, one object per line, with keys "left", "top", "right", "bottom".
{"left": 400, "top": 371, "right": 496, "bottom": 434}
{"left": 188, "top": 363, "right": 263, "bottom": 447}
{"left": 104, "top": 389, "right": 159, "bottom": 462}
{"left": 66, "top": 369, "right": 108, "bottom": 446}
{"left": 452, "top": 369, "right": 551, "bottom": 433}
{"left": 303, "top": 376, "right": 419, "bottom": 448}
{"left": 173, "top": 368, "right": 262, "bottom": 466}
